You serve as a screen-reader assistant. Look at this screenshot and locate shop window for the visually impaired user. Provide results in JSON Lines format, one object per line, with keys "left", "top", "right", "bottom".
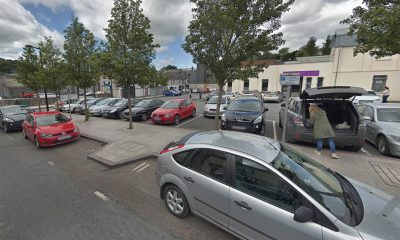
{"left": 261, "top": 79, "right": 269, "bottom": 92}
{"left": 227, "top": 81, "right": 232, "bottom": 91}
{"left": 305, "top": 77, "right": 312, "bottom": 89}
{"left": 244, "top": 79, "right": 249, "bottom": 91}
{"left": 371, "top": 75, "right": 387, "bottom": 92}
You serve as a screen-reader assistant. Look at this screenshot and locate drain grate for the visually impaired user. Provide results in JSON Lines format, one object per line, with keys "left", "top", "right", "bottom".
{"left": 370, "top": 162, "right": 400, "bottom": 188}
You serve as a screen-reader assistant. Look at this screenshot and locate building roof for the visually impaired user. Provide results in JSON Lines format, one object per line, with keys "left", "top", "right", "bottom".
{"left": 331, "top": 32, "right": 358, "bottom": 48}
{"left": 187, "top": 130, "right": 280, "bottom": 163}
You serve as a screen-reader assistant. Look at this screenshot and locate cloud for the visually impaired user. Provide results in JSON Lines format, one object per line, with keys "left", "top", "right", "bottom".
{"left": 0, "top": 0, "right": 64, "bottom": 59}
{"left": 156, "top": 57, "right": 175, "bottom": 68}
{"left": 280, "top": 0, "right": 363, "bottom": 50}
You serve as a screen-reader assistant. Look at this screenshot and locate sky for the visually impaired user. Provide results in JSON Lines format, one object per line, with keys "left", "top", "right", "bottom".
{"left": 0, "top": 0, "right": 362, "bottom": 69}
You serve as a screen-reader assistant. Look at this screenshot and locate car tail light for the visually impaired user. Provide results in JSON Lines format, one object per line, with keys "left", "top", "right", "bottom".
{"left": 293, "top": 116, "right": 304, "bottom": 126}
{"left": 159, "top": 144, "right": 184, "bottom": 154}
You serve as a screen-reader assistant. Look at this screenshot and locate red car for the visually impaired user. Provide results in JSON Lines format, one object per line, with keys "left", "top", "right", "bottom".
{"left": 21, "top": 92, "right": 35, "bottom": 98}
{"left": 22, "top": 111, "right": 80, "bottom": 148}
{"left": 151, "top": 99, "right": 196, "bottom": 125}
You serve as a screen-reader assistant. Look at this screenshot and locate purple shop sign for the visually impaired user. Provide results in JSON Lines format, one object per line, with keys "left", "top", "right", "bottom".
{"left": 283, "top": 70, "right": 319, "bottom": 77}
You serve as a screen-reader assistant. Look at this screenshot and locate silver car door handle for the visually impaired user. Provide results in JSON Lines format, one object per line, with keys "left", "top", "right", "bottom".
{"left": 235, "top": 200, "right": 252, "bottom": 210}
{"left": 184, "top": 176, "right": 195, "bottom": 183}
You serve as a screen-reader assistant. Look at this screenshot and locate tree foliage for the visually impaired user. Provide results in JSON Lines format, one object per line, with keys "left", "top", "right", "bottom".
{"left": 0, "top": 58, "right": 18, "bottom": 74}
{"left": 342, "top": 0, "right": 400, "bottom": 58}
{"left": 104, "top": 0, "right": 158, "bottom": 129}
{"left": 160, "top": 65, "right": 177, "bottom": 70}
{"left": 183, "top": 0, "right": 293, "bottom": 128}
{"left": 296, "top": 36, "right": 319, "bottom": 57}
{"left": 64, "top": 17, "right": 100, "bottom": 121}
{"left": 321, "top": 35, "right": 332, "bottom": 55}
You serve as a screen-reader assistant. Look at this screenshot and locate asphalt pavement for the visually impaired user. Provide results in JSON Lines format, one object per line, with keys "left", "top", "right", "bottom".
{"left": 0, "top": 131, "right": 234, "bottom": 240}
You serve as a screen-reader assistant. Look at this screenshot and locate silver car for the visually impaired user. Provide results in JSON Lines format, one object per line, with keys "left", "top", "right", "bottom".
{"left": 203, "top": 95, "right": 230, "bottom": 117}
{"left": 157, "top": 131, "right": 400, "bottom": 240}
{"left": 262, "top": 91, "right": 282, "bottom": 103}
{"left": 357, "top": 103, "right": 400, "bottom": 156}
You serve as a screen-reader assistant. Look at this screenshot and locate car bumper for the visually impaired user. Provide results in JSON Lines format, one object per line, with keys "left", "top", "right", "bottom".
{"left": 102, "top": 111, "right": 118, "bottom": 118}
{"left": 204, "top": 110, "right": 224, "bottom": 117}
{"left": 221, "top": 121, "right": 263, "bottom": 134}
{"left": 388, "top": 139, "right": 400, "bottom": 157}
{"left": 38, "top": 132, "right": 80, "bottom": 147}
{"left": 90, "top": 111, "right": 103, "bottom": 116}
{"left": 4, "top": 121, "right": 23, "bottom": 131}
{"left": 263, "top": 97, "right": 280, "bottom": 102}
{"left": 151, "top": 116, "right": 175, "bottom": 124}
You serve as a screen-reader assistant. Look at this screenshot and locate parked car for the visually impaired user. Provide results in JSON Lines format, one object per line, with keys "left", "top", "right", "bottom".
{"left": 75, "top": 98, "right": 106, "bottom": 114}
{"left": 21, "top": 92, "right": 35, "bottom": 98}
{"left": 62, "top": 98, "right": 86, "bottom": 113}
{"left": 201, "top": 88, "right": 211, "bottom": 93}
{"left": 0, "top": 105, "right": 30, "bottom": 132}
{"left": 351, "top": 90, "right": 381, "bottom": 105}
{"left": 357, "top": 103, "right": 400, "bottom": 156}
{"left": 191, "top": 88, "right": 200, "bottom": 93}
{"left": 102, "top": 98, "right": 128, "bottom": 119}
{"left": 278, "top": 86, "right": 368, "bottom": 151}
{"left": 151, "top": 99, "right": 196, "bottom": 125}
{"left": 39, "top": 92, "right": 57, "bottom": 98}
{"left": 22, "top": 111, "right": 80, "bottom": 148}
{"left": 203, "top": 95, "right": 230, "bottom": 118}
{"left": 262, "top": 91, "right": 282, "bottom": 102}
{"left": 122, "top": 99, "right": 164, "bottom": 121}
{"left": 221, "top": 96, "right": 267, "bottom": 135}
{"left": 206, "top": 90, "right": 226, "bottom": 101}
{"left": 58, "top": 99, "right": 78, "bottom": 111}
{"left": 89, "top": 98, "right": 122, "bottom": 116}
{"left": 157, "top": 130, "right": 400, "bottom": 240}
{"left": 242, "top": 90, "right": 262, "bottom": 98}
{"left": 164, "top": 90, "right": 179, "bottom": 97}
{"left": 173, "top": 90, "right": 182, "bottom": 96}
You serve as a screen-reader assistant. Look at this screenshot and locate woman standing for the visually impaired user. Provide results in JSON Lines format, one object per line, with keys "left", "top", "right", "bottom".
{"left": 382, "top": 86, "right": 390, "bottom": 103}
{"left": 309, "top": 105, "right": 339, "bottom": 159}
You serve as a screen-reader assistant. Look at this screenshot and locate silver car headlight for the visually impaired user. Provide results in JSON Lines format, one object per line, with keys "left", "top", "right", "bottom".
{"left": 3, "top": 117, "right": 14, "bottom": 122}
{"left": 254, "top": 115, "right": 263, "bottom": 124}
{"left": 391, "top": 135, "right": 400, "bottom": 143}
{"left": 221, "top": 114, "right": 226, "bottom": 121}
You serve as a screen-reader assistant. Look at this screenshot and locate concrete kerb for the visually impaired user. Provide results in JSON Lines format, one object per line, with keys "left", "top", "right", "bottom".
{"left": 80, "top": 132, "right": 157, "bottom": 168}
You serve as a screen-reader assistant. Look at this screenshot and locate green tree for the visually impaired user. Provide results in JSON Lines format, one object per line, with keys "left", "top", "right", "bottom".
{"left": 160, "top": 65, "right": 178, "bottom": 70}
{"left": 321, "top": 35, "right": 332, "bottom": 55}
{"left": 37, "top": 36, "right": 66, "bottom": 110}
{"left": 0, "top": 58, "right": 18, "bottom": 74}
{"left": 105, "top": 0, "right": 159, "bottom": 129}
{"left": 341, "top": 0, "right": 400, "bottom": 58}
{"left": 64, "top": 17, "right": 100, "bottom": 121}
{"left": 16, "top": 46, "right": 42, "bottom": 111}
{"left": 297, "top": 36, "right": 319, "bottom": 57}
{"left": 184, "top": 0, "right": 293, "bottom": 128}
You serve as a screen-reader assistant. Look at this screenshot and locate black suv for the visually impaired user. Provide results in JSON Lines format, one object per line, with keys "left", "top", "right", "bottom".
{"left": 221, "top": 97, "right": 268, "bottom": 135}
{"left": 122, "top": 99, "right": 164, "bottom": 121}
{"left": 0, "top": 105, "right": 30, "bottom": 132}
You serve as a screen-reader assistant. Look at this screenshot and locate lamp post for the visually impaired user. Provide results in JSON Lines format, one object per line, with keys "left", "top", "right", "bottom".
{"left": 25, "top": 44, "right": 49, "bottom": 112}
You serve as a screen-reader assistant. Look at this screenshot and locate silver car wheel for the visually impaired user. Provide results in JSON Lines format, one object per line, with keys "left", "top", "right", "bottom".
{"left": 166, "top": 190, "right": 184, "bottom": 215}
{"left": 377, "top": 136, "right": 389, "bottom": 155}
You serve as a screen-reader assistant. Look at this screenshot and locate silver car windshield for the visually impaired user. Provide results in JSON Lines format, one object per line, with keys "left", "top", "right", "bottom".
{"left": 3, "top": 106, "right": 28, "bottom": 115}
{"left": 377, "top": 108, "right": 400, "bottom": 123}
{"left": 208, "top": 97, "right": 227, "bottom": 104}
{"left": 272, "top": 145, "right": 352, "bottom": 224}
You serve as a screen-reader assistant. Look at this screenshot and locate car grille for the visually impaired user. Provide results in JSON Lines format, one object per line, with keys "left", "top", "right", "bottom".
{"left": 227, "top": 120, "right": 253, "bottom": 127}
{"left": 153, "top": 114, "right": 164, "bottom": 117}
{"left": 209, "top": 109, "right": 216, "bottom": 111}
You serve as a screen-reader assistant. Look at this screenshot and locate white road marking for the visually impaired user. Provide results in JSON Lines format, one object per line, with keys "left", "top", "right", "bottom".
{"left": 94, "top": 191, "right": 109, "bottom": 202}
{"left": 47, "top": 161, "right": 55, "bottom": 166}
{"left": 136, "top": 163, "right": 150, "bottom": 173}
{"left": 131, "top": 162, "right": 147, "bottom": 172}
{"left": 361, "top": 148, "right": 370, "bottom": 155}
{"left": 176, "top": 115, "right": 202, "bottom": 128}
{"left": 272, "top": 120, "right": 277, "bottom": 140}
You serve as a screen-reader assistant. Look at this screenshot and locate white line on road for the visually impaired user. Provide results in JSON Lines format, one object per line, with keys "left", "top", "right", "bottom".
{"left": 272, "top": 120, "right": 277, "bottom": 140}
{"left": 47, "top": 161, "right": 55, "bottom": 166}
{"left": 94, "top": 191, "right": 109, "bottom": 202}
{"left": 176, "top": 115, "right": 202, "bottom": 128}
{"left": 136, "top": 163, "right": 150, "bottom": 173}
{"left": 361, "top": 148, "right": 370, "bottom": 155}
{"left": 131, "top": 162, "right": 147, "bottom": 172}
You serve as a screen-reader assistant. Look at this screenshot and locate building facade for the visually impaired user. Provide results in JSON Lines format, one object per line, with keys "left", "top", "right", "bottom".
{"left": 227, "top": 33, "right": 400, "bottom": 101}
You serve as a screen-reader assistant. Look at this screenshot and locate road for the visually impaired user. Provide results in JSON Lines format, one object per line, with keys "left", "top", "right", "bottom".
{"left": 0, "top": 131, "right": 234, "bottom": 240}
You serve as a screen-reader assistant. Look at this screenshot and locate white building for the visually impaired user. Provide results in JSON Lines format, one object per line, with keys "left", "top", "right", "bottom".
{"left": 227, "top": 33, "right": 400, "bottom": 101}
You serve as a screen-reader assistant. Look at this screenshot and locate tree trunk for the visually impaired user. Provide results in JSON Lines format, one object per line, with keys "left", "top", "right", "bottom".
{"left": 128, "top": 85, "right": 133, "bottom": 129}
{"left": 36, "top": 91, "right": 41, "bottom": 112}
{"left": 214, "top": 82, "right": 224, "bottom": 129}
{"left": 84, "top": 88, "right": 89, "bottom": 121}
{"left": 77, "top": 86, "right": 80, "bottom": 98}
{"left": 55, "top": 90, "right": 59, "bottom": 111}
{"left": 110, "top": 80, "right": 113, "bottom": 97}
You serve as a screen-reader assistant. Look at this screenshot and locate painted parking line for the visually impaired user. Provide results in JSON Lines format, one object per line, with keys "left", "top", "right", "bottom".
{"left": 176, "top": 115, "right": 202, "bottom": 128}
{"left": 94, "top": 191, "right": 109, "bottom": 202}
{"left": 361, "top": 148, "right": 371, "bottom": 155}
{"left": 135, "top": 163, "right": 150, "bottom": 173}
{"left": 131, "top": 162, "right": 147, "bottom": 172}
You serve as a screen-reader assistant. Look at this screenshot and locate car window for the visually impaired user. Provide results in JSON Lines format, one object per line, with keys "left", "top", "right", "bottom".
{"left": 173, "top": 150, "right": 195, "bottom": 167}
{"left": 234, "top": 156, "right": 304, "bottom": 213}
{"left": 227, "top": 99, "right": 261, "bottom": 112}
{"left": 377, "top": 108, "right": 400, "bottom": 123}
{"left": 356, "top": 105, "right": 367, "bottom": 114}
{"left": 363, "top": 106, "right": 374, "bottom": 119}
{"left": 36, "top": 114, "right": 69, "bottom": 127}
{"left": 185, "top": 100, "right": 192, "bottom": 106}
{"left": 190, "top": 149, "right": 231, "bottom": 183}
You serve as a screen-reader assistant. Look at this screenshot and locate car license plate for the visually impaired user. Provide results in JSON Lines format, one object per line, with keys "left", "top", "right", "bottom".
{"left": 231, "top": 125, "right": 247, "bottom": 130}
{"left": 58, "top": 135, "right": 71, "bottom": 141}
{"left": 154, "top": 117, "right": 161, "bottom": 121}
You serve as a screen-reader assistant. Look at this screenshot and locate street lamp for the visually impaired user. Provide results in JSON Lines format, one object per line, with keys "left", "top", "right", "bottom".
{"left": 25, "top": 44, "right": 49, "bottom": 112}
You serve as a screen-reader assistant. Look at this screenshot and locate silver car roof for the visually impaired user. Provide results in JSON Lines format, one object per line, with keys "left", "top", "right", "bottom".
{"left": 363, "top": 103, "right": 400, "bottom": 108}
{"left": 186, "top": 130, "right": 280, "bottom": 163}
